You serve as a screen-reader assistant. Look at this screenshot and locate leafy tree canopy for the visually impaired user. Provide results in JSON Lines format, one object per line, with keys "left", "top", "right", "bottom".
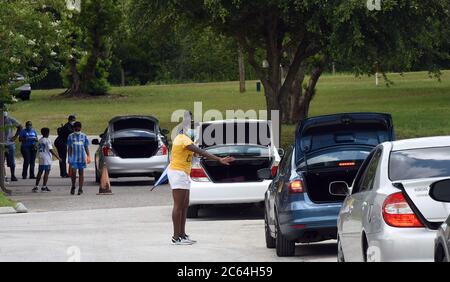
{"left": 132, "top": 0, "right": 450, "bottom": 125}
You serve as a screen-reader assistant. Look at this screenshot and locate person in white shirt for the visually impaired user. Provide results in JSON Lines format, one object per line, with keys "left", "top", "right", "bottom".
{"left": 33, "top": 128, "right": 61, "bottom": 193}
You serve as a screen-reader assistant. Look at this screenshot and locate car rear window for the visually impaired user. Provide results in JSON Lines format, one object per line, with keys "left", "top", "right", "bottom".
{"left": 113, "top": 118, "right": 156, "bottom": 132}
{"left": 206, "top": 145, "right": 271, "bottom": 157}
{"left": 389, "top": 147, "right": 450, "bottom": 181}
{"left": 199, "top": 122, "right": 271, "bottom": 148}
{"left": 299, "top": 149, "right": 370, "bottom": 169}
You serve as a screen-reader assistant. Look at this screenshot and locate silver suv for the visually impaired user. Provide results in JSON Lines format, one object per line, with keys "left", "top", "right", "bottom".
{"left": 92, "top": 116, "right": 170, "bottom": 182}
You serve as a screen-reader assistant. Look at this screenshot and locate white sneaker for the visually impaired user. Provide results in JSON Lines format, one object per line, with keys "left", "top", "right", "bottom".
{"left": 182, "top": 235, "right": 197, "bottom": 244}
{"left": 171, "top": 237, "right": 193, "bottom": 245}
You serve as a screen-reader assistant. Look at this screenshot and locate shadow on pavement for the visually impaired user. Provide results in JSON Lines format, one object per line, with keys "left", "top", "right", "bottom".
{"left": 110, "top": 179, "right": 155, "bottom": 187}
{"left": 295, "top": 242, "right": 337, "bottom": 258}
{"left": 194, "top": 205, "right": 264, "bottom": 221}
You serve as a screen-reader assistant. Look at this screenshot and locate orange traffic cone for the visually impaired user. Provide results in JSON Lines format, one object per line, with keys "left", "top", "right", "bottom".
{"left": 97, "top": 165, "right": 113, "bottom": 195}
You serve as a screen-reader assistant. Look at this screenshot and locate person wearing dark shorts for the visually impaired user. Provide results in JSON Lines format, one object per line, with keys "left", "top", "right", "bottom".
{"left": 19, "top": 121, "right": 38, "bottom": 179}
{"left": 33, "top": 128, "right": 61, "bottom": 193}
{"left": 55, "top": 115, "right": 76, "bottom": 178}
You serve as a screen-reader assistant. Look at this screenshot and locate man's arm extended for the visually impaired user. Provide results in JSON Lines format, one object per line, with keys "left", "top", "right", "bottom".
{"left": 12, "top": 125, "right": 22, "bottom": 141}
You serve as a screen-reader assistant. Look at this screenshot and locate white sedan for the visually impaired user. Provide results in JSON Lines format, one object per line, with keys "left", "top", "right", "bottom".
{"left": 333, "top": 136, "right": 450, "bottom": 262}
{"left": 187, "top": 119, "right": 282, "bottom": 218}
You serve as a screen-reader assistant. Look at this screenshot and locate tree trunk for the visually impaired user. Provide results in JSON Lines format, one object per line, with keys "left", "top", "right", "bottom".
{"left": 278, "top": 63, "right": 324, "bottom": 125}
{"left": 0, "top": 104, "right": 11, "bottom": 195}
{"left": 120, "top": 66, "right": 125, "bottom": 87}
{"left": 82, "top": 28, "right": 101, "bottom": 91}
{"left": 64, "top": 58, "right": 81, "bottom": 96}
{"left": 238, "top": 46, "right": 246, "bottom": 93}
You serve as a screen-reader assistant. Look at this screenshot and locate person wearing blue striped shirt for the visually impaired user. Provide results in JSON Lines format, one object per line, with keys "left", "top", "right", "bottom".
{"left": 67, "top": 122, "right": 90, "bottom": 195}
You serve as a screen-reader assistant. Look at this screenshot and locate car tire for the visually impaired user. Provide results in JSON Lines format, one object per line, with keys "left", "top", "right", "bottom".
{"left": 18, "top": 91, "right": 31, "bottom": 101}
{"left": 187, "top": 205, "right": 199, "bottom": 218}
{"left": 153, "top": 172, "right": 162, "bottom": 183}
{"left": 275, "top": 218, "right": 295, "bottom": 257}
{"left": 435, "top": 244, "right": 446, "bottom": 262}
{"left": 264, "top": 210, "right": 276, "bottom": 249}
{"left": 337, "top": 236, "right": 345, "bottom": 262}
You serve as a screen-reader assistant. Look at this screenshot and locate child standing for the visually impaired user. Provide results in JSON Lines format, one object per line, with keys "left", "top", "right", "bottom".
{"left": 33, "top": 128, "right": 61, "bottom": 193}
{"left": 67, "top": 122, "right": 90, "bottom": 195}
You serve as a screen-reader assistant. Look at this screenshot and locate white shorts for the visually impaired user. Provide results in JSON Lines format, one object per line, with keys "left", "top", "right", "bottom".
{"left": 167, "top": 168, "right": 191, "bottom": 190}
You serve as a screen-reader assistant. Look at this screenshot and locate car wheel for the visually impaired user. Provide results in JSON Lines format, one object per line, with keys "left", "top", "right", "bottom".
{"left": 337, "top": 236, "right": 345, "bottom": 262}
{"left": 435, "top": 244, "right": 446, "bottom": 262}
{"left": 18, "top": 91, "right": 31, "bottom": 101}
{"left": 187, "top": 205, "right": 199, "bottom": 218}
{"left": 153, "top": 172, "right": 162, "bottom": 183}
{"left": 362, "top": 235, "right": 369, "bottom": 262}
{"left": 264, "top": 210, "right": 276, "bottom": 249}
{"left": 275, "top": 218, "right": 295, "bottom": 257}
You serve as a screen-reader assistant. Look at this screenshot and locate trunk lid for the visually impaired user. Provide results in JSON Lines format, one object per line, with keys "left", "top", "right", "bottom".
{"left": 295, "top": 113, "right": 394, "bottom": 167}
{"left": 110, "top": 116, "right": 158, "bottom": 132}
{"left": 397, "top": 178, "right": 450, "bottom": 224}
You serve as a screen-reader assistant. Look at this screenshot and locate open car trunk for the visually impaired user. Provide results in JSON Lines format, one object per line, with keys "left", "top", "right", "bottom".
{"left": 201, "top": 157, "right": 273, "bottom": 183}
{"left": 109, "top": 116, "right": 159, "bottom": 159}
{"left": 112, "top": 130, "right": 158, "bottom": 159}
{"left": 303, "top": 167, "right": 359, "bottom": 203}
{"left": 197, "top": 120, "right": 275, "bottom": 183}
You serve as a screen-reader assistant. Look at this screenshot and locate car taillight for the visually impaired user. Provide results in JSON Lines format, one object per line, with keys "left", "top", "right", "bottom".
{"left": 156, "top": 144, "right": 168, "bottom": 156}
{"left": 383, "top": 192, "right": 424, "bottom": 228}
{"left": 190, "top": 167, "right": 210, "bottom": 182}
{"left": 102, "top": 146, "right": 114, "bottom": 157}
{"left": 288, "top": 179, "right": 304, "bottom": 194}
{"left": 271, "top": 166, "right": 278, "bottom": 177}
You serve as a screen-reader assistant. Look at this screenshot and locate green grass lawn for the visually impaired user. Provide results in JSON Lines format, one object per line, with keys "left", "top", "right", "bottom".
{"left": 0, "top": 192, "right": 15, "bottom": 208}
{"left": 9, "top": 70, "right": 450, "bottom": 149}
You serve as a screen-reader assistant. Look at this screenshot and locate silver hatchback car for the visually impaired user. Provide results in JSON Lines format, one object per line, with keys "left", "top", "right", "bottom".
{"left": 92, "top": 116, "right": 170, "bottom": 182}
{"left": 429, "top": 179, "right": 450, "bottom": 262}
{"left": 334, "top": 136, "right": 450, "bottom": 262}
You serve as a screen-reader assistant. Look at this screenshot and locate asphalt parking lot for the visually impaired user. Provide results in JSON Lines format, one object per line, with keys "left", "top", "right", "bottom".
{"left": 0, "top": 146, "right": 336, "bottom": 262}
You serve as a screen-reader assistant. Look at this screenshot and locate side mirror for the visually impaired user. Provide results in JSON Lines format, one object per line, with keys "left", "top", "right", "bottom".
{"left": 258, "top": 168, "right": 273, "bottom": 180}
{"left": 329, "top": 181, "right": 350, "bottom": 196}
{"left": 92, "top": 139, "right": 100, "bottom": 145}
{"left": 161, "top": 129, "right": 170, "bottom": 135}
{"left": 429, "top": 179, "right": 450, "bottom": 203}
{"left": 278, "top": 148, "right": 285, "bottom": 158}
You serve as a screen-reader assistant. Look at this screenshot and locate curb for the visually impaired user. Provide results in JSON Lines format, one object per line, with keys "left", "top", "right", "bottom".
{"left": 0, "top": 207, "right": 17, "bottom": 214}
{"left": 0, "top": 202, "right": 28, "bottom": 215}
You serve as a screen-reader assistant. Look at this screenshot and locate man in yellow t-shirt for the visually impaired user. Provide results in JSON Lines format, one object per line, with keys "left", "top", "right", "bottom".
{"left": 168, "top": 112, "right": 234, "bottom": 245}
